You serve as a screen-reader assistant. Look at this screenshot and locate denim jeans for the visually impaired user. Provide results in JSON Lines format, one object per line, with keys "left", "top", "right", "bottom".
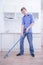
{"left": 20, "top": 32, "right": 34, "bottom": 54}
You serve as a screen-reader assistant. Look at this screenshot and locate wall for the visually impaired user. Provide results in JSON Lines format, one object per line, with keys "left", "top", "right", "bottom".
{"left": 41, "top": 0, "right": 43, "bottom": 46}
{"left": 0, "top": 0, "right": 41, "bottom": 52}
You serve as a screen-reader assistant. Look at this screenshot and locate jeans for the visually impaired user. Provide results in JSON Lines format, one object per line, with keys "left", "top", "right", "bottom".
{"left": 20, "top": 32, "right": 34, "bottom": 54}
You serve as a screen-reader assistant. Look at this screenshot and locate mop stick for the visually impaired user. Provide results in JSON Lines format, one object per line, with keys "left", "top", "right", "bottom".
{"left": 4, "top": 31, "right": 26, "bottom": 59}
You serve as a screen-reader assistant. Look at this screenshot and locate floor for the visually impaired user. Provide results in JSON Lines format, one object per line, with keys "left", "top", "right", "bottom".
{"left": 0, "top": 47, "right": 43, "bottom": 65}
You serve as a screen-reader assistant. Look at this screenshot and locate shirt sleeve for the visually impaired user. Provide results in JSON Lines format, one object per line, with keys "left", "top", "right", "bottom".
{"left": 22, "top": 17, "right": 25, "bottom": 25}
{"left": 30, "top": 14, "right": 34, "bottom": 24}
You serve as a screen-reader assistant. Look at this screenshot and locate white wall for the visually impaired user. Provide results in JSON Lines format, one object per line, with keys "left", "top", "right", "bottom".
{"left": 1, "top": 33, "right": 41, "bottom": 52}
{"left": 41, "top": 0, "right": 43, "bottom": 46}
{"left": 0, "top": 0, "right": 41, "bottom": 33}
{"left": 41, "top": 11, "right": 43, "bottom": 46}
{"left": 0, "top": 0, "right": 41, "bottom": 51}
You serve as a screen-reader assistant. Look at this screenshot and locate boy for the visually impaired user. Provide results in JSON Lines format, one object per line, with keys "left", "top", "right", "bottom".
{"left": 16, "top": 7, "right": 35, "bottom": 57}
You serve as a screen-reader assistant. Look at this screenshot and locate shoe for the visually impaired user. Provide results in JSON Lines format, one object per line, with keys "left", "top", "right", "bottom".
{"left": 31, "top": 54, "right": 35, "bottom": 57}
{"left": 16, "top": 53, "right": 23, "bottom": 56}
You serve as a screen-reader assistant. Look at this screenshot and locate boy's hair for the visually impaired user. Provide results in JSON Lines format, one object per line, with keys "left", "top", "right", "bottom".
{"left": 21, "top": 7, "right": 27, "bottom": 11}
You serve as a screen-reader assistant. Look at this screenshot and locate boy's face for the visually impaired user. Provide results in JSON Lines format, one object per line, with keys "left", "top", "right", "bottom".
{"left": 21, "top": 9, "right": 27, "bottom": 15}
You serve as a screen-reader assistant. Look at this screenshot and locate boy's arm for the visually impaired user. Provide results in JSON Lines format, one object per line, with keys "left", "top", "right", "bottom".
{"left": 26, "top": 22, "right": 34, "bottom": 32}
{"left": 26, "top": 14, "right": 34, "bottom": 32}
{"left": 21, "top": 24, "right": 24, "bottom": 36}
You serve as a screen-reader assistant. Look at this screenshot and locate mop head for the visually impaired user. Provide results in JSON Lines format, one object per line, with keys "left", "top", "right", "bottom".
{"left": 4, "top": 54, "right": 8, "bottom": 59}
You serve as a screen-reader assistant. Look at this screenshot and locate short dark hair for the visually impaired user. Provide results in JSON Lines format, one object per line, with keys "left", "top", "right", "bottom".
{"left": 21, "top": 7, "right": 27, "bottom": 11}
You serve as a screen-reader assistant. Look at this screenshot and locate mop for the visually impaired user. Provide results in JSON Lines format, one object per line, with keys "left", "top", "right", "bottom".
{"left": 4, "top": 38, "right": 20, "bottom": 59}
{"left": 4, "top": 29, "right": 26, "bottom": 59}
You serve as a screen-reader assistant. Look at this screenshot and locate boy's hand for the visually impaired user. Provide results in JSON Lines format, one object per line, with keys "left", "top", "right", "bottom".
{"left": 21, "top": 32, "right": 23, "bottom": 36}
{"left": 26, "top": 28, "right": 29, "bottom": 33}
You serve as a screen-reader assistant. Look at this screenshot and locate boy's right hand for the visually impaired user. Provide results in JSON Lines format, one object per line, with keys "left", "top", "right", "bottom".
{"left": 21, "top": 32, "right": 24, "bottom": 36}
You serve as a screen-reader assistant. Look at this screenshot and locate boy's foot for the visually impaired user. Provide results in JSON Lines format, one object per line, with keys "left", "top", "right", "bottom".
{"left": 16, "top": 53, "right": 23, "bottom": 56}
{"left": 31, "top": 54, "right": 35, "bottom": 57}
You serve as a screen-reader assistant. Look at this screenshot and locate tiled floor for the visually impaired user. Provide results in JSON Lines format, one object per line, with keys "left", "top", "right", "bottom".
{"left": 0, "top": 47, "right": 43, "bottom": 65}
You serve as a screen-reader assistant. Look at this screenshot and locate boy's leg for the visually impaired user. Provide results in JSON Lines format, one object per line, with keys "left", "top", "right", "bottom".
{"left": 16, "top": 33, "right": 26, "bottom": 56}
{"left": 20, "top": 34, "right": 26, "bottom": 54}
{"left": 27, "top": 33, "right": 34, "bottom": 55}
